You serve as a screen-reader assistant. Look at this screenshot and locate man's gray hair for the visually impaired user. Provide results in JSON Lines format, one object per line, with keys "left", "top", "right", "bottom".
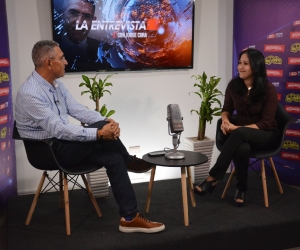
{"left": 32, "top": 40, "right": 59, "bottom": 68}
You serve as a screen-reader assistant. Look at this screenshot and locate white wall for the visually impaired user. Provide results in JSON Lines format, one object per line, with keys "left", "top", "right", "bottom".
{"left": 6, "top": 0, "right": 233, "bottom": 194}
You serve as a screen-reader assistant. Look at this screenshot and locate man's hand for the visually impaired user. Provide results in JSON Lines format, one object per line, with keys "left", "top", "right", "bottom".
{"left": 97, "top": 119, "right": 121, "bottom": 140}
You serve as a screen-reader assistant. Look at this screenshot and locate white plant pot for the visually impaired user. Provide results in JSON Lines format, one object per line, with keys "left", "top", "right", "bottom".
{"left": 184, "top": 136, "right": 215, "bottom": 184}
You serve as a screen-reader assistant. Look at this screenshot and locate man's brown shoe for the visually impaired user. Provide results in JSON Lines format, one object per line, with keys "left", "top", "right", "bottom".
{"left": 119, "top": 213, "right": 165, "bottom": 233}
{"left": 126, "top": 155, "right": 154, "bottom": 173}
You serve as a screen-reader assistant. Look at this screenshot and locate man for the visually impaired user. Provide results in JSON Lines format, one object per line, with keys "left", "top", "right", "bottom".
{"left": 15, "top": 40, "right": 165, "bottom": 233}
{"left": 54, "top": 0, "right": 111, "bottom": 71}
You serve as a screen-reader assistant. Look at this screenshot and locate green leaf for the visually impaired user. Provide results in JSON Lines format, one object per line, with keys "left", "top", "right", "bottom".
{"left": 98, "top": 78, "right": 104, "bottom": 88}
{"left": 81, "top": 75, "right": 92, "bottom": 89}
{"left": 103, "top": 73, "right": 117, "bottom": 84}
{"left": 190, "top": 91, "right": 202, "bottom": 99}
{"left": 105, "top": 110, "right": 115, "bottom": 118}
{"left": 212, "top": 97, "right": 222, "bottom": 107}
{"left": 100, "top": 105, "right": 107, "bottom": 116}
{"left": 190, "top": 109, "right": 200, "bottom": 116}
{"left": 90, "top": 73, "right": 99, "bottom": 82}
{"left": 103, "top": 90, "right": 112, "bottom": 95}
{"left": 80, "top": 90, "right": 90, "bottom": 96}
{"left": 82, "top": 74, "right": 89, "bottom": 83}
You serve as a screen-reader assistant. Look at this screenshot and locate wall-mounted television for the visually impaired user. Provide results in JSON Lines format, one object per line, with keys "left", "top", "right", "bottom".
{"left": 51, "top": 0, "right": 195, "bottom": 72}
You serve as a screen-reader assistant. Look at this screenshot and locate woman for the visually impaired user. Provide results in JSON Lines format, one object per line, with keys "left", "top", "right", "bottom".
{"left": 194, "top": 48, "right": 279, "bottom": 206}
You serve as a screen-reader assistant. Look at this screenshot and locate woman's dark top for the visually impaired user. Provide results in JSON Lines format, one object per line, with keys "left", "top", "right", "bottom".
{"left": 222, "top": 79, "right": 278, "bottom": 131}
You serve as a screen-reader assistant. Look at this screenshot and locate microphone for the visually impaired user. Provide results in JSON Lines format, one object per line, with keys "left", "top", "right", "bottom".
{"left": 165, "top": 104, "right": 185, "bottom": 160}
{"left": 167, "top": 104, "right": 184, "bottom": 133}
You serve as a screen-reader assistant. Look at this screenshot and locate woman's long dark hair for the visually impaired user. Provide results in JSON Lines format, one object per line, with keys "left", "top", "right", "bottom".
{"left": 231, "top": 48, "right": 267, "bottom": 102}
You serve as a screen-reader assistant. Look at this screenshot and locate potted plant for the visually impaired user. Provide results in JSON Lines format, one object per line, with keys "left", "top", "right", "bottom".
{"left": 184, "top": 72, "right": 223, "bottom": 183}
{"left": 78, "top": 73, "right": 117, "bottom": 198}
{"left": 79, "top": 73, "right": 117, "bottom": 118}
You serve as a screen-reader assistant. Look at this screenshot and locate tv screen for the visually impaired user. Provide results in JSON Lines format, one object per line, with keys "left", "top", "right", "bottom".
{"left": 51, "top": 0, "right": 195, "bottom": 72}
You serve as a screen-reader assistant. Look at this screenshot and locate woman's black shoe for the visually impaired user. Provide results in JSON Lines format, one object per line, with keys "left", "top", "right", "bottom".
{"left": 234, "top": 189, "right": 245, "bottom": 207}
{"left": 194, "top": 178, "right": 217, "bottom": 196}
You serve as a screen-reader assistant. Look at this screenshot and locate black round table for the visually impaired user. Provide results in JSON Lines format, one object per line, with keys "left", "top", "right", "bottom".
{"left": 142, "top": 150, "right": 208, "bottom": 226}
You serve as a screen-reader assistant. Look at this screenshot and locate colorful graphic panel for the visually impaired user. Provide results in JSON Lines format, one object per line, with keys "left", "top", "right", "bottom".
{"left": 234, "top": 0, "right": 300, "bottom": 185}
{"left": 0, "top": 0, "right": 17, "bottom": 209}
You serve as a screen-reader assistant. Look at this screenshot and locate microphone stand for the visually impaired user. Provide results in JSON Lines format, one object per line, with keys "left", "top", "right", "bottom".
{"left": 165, "top": 124, "right": 185, "bottom": 160}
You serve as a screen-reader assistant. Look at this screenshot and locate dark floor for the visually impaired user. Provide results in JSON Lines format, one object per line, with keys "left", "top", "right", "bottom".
{"left": 4, "top": 215, "right": 299, "bottom": 250}
{"left": 5, "top": 172, "right": 300, "bottom": 250}
{"left": 0, "top": 174, "right": 300, "bottom": 250}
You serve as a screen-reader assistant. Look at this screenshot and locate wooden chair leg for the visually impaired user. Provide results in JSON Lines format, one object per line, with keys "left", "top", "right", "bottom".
{"left": 59, "top": 170, "right": 64, "bottom": 208}
{"left": 25, "top": 171, "right": 47, "bottom": 225}
{"left": 221, "top": 168, "right": 235, "bottom": 198}
{"left": 145, "top": 166, "right": 156, "bottom": 213}
{"left": 261, "top": 160, "right": 269, "bottom": 208}
{"left": 63, "top": 173, "right": 71, "bottom": 235}
{"left": 81, "top": 174, "right": 102, "bottom": 217}
{"left": 187, "top": 167, "right": 196, "bottom": 207}
{"left": 269, "top": 157, "right": 283, "bottom": 194}
{"left": 181, "top": 167, "right": 189, "bottom": 226}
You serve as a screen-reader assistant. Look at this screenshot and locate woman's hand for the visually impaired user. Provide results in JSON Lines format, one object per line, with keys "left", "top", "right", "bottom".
{"left": 221, "top": 119, "right": 230, "bottom": 135}
{"left": 220, "top": 119, "right": 239, "bottom": 135}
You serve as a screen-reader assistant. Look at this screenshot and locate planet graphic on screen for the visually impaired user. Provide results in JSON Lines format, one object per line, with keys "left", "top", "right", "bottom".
{"left": 99, "top": 0, "right": 193, "bottom": 68}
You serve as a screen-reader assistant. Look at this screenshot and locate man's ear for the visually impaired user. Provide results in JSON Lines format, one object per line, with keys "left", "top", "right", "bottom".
{"left": 93, "top": 16, "right": 97, "bottom": 21}
{"left": 46, "top": 59, "right": 51, "bottom": 68}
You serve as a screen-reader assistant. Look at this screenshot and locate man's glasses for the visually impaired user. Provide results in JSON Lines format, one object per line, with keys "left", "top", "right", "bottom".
{"left": 67, "top": 9, "right": 93, "bottom": 21}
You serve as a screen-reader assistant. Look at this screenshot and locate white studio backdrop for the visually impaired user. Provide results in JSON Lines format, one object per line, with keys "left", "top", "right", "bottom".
{"left": 6, "top": 0, "right": 233, "bottom": 194}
